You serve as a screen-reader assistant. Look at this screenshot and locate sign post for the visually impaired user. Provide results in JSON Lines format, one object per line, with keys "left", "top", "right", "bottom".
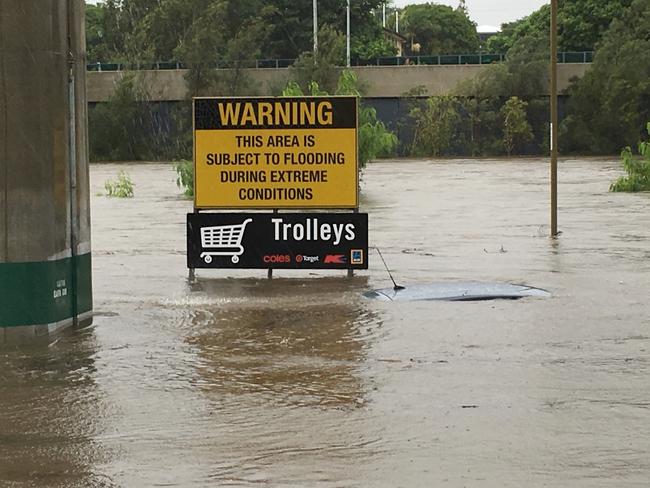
{"left": 550, "top": 0, "right": 559, "bottom": 237}
{"left": 189, "top": 96, "right": 364, "bottom": 278}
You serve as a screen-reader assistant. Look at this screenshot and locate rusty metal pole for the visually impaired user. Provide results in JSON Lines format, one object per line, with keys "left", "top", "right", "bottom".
{"left": 550, "top": 0, "right": 559, "bottom": 237}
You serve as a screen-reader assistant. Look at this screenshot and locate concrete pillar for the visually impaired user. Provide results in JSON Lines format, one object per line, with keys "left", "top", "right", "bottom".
{"left": 0, "top": 0, "right": 92, "bottom": 341}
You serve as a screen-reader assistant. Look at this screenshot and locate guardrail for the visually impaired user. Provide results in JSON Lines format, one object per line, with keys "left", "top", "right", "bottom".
{"left": 86, "top": 52, "right": 594, "bottom": 72}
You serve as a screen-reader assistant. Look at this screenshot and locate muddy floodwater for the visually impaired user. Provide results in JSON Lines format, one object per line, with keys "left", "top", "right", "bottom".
{"left": 2, "top": 158, "right": 649, "bottom": 487}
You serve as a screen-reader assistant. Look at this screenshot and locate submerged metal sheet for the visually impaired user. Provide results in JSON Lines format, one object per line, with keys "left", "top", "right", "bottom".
{"left": 364, "top": 282, "right": 551, "bottom": 302}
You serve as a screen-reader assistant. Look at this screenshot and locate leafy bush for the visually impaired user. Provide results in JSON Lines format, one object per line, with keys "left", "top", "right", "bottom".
{"left": 409, "top": 96, "right": 461, "bottom": 157}
{"left": 175, "top": 160, "right": 194, "bottom": 197}
{"left": 358, "top": 107, "right": 398, "bottom": 165}
{"left": 610, "top": 123, "right": 650, "bottom": 192}
{"left": 335, "top": 71, "right": 397, "bottom": 166}
{"left": 562, "top": 0, "right": 650, "bottom": 154}
{"left": 89, "top": 73, "right": 192, "bottom": 162}
{"left": 104, "top": 171, "right": 135, "bottom": 198}
{"left": 89, "top": 73, "right": 155, "bottom": 161}
{"left": 456, "top": 97, "right": 504, "bottom": 157}
{"left": 501, "top": 96, "right": 533, "bottom": 156}
{"left": 283, "top": 70, "right": 397, "bottom": 167}
{"left": 290, "top": 25, "right": 345, "bottom": 94}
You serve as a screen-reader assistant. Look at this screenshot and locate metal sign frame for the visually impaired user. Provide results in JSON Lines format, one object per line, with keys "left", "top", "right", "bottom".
{"left": 189, "top": 95, "right": 362, "bottom": 279}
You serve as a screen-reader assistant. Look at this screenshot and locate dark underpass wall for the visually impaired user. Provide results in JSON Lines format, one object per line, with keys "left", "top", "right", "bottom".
{"left": 87, "top": 96, "right": 570, "bottom": 161}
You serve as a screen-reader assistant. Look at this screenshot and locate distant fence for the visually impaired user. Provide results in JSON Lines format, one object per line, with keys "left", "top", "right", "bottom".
{"left": 86, "top": 52, "right": 594, "bottom": 72}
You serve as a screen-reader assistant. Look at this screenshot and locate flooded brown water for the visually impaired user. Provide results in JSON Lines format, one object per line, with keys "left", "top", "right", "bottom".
{"left": 1, "top": 158, "right": 649, "bottom": 487}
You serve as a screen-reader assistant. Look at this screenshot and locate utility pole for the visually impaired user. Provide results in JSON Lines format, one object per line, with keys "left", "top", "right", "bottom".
{"left": 346, "top": 0, "right": 351, "bottom": 67}
{"left": 382, "top": 3, "right": 386, "bottom": 27}
{"left": 395, "top": 9, "right": 399, "bottom": 33}
{"left": 550, "top": 0, "right": 558, "bottom": 237}
{"left": 313, "top": 0, "right": 318, "bottom": 53}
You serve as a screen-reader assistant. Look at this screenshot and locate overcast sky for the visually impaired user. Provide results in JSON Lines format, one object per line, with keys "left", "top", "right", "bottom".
{"left": 391, "top": 1, "right": 548, "bottom": 28}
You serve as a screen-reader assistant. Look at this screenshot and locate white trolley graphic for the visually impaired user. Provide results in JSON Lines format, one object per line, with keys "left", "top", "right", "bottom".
{"left": 199, "top": 218, "right": 253, "bottom": 264}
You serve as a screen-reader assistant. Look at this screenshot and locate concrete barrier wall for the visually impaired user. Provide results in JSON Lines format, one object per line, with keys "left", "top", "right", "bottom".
{"left": 87, "top": 64, "right": 590, "bottom": 102}
{"left": 0, "top": 0, "right": 92, "bottom": 340}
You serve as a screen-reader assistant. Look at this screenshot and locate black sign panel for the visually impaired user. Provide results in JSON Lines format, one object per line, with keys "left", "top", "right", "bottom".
{"left": 194, "top": 96, "right": 357, "bottom": 130}
{"left": 187, "top": 213, "right": 368, "bottom": 269}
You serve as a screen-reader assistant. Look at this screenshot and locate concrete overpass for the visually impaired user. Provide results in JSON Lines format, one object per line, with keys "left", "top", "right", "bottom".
{"left": 87, "top": 64, "right": 591, "bottom": 102}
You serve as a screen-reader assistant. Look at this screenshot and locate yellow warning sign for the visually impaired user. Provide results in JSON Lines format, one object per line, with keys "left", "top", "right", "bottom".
{"left": 193, "top": 97, "right": 358, "bottom": 209}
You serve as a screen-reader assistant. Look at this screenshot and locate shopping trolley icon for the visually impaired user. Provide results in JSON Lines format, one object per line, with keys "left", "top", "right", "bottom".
{"left": 199, "top": 218, "right": 253, "bottom": 264}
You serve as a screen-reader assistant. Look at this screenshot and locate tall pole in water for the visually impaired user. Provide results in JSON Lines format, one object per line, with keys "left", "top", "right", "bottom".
{"left": 346, "top": 0, "right": 351, "bottom": 67}
{"left": 550, "top": 0, "right": 559, "bottom": 236}
{"left": 313, "top": 0, "right": 318, "bottom": 53}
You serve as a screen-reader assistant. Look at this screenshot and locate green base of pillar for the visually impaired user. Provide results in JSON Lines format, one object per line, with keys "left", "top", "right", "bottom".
{"left": 0, "top": 253, "right": 92, "bottom": 329}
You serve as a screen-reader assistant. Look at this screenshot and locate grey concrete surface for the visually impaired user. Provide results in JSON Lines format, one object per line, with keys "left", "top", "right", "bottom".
{"left": 86, "top": 64, "right": 591, "bottom": 102}
{"left": 0, "top": 0, "right": 92, "bottom": 335}
{"left": 0, "top": 0, "right": 68, "bottom": 262}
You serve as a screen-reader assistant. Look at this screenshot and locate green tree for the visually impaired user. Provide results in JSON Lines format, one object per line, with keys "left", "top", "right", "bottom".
{"left": 290, "top": 25, "right": 345, "bottom": 94}
{"left": 172, "top": 2, "right": 228, "bottom": 94}
{"left": 87, "top": 0, "right": 390, "bottom": 68}
{"left": 212, "top": 17, "right": 270, "bottom": 95}
{"left": 351, "top": 24, "right": 397, "bottom": 60}
{"left": 501, "top": 97, "right": 533, "bottom": 156}
{"left": 111, "top": 0, "right": 163, "bottom": 61}
{"left": 282, "top": 70, "right": 397, "bottom": 168}
{"left": 401, "top": 3, "right": 479, "bottom": 54}
{"left": 455, "top": 31, "right": 550, "bottom": 156}
{"left": 260, "top": 0, "right": 384, "bottom": 59}
{"left": 88, "top": 73, "right": 155, "bottom": 161}
{"left": 85, "top": 4, "right": 107, "bottom": 63}
{"left": 486, "top": 5, "right": 549, "bottom": 53}
{"left": 124, "top": 0, "right": 198, "bottom": 61}
{"left": 409, "top": 96, "right": 462, "bottom": 156}
{"left": 610, "top": 123, "right": 650, "bottom": 192}
{"left": 335, "top": 71, "right": 397, "bottom": 166}
{"left": 560, "top": 0, "right": 633, "bottom": 51}
{"left": 85, "top": 1, "right": 125, "bottom": 62}
{"left": 561, "top": 0, "right": 650, "bottom": 154}
{"left": 486, "top": 0, "right": 633, "bottom": 53}
{"left": 467, "top": 33, "right": 549, "bottom": 99}
{"left": 156, "top": 0, "right": 273, "bottom": 95}
{"left": 457, "top": 97, "right": 504, "bottom": 156}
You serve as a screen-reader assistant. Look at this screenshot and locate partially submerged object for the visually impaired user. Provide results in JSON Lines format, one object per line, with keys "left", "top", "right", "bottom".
{"left": 364, "top": 282, "right": 551, "bottom": 302}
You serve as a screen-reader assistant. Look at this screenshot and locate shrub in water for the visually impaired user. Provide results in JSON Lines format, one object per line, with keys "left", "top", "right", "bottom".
{"left": 175, "top": 160, "right": 194, "bottom": 197}
{"left": 104, "top": 171, "right": 135, "bottom": 198}
{"left": 501, "top": 96, "right": 533, "bottom": 157}
{"left": 610, "top": 123, "right": 650, "bottom": 192}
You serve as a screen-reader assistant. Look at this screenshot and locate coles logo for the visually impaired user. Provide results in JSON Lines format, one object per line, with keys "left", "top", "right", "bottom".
{"left": 263, "top": 254, "right": 291, "bottom": 264}
{"left": 324, "top": 254, "right": 346, "bottom": 264}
